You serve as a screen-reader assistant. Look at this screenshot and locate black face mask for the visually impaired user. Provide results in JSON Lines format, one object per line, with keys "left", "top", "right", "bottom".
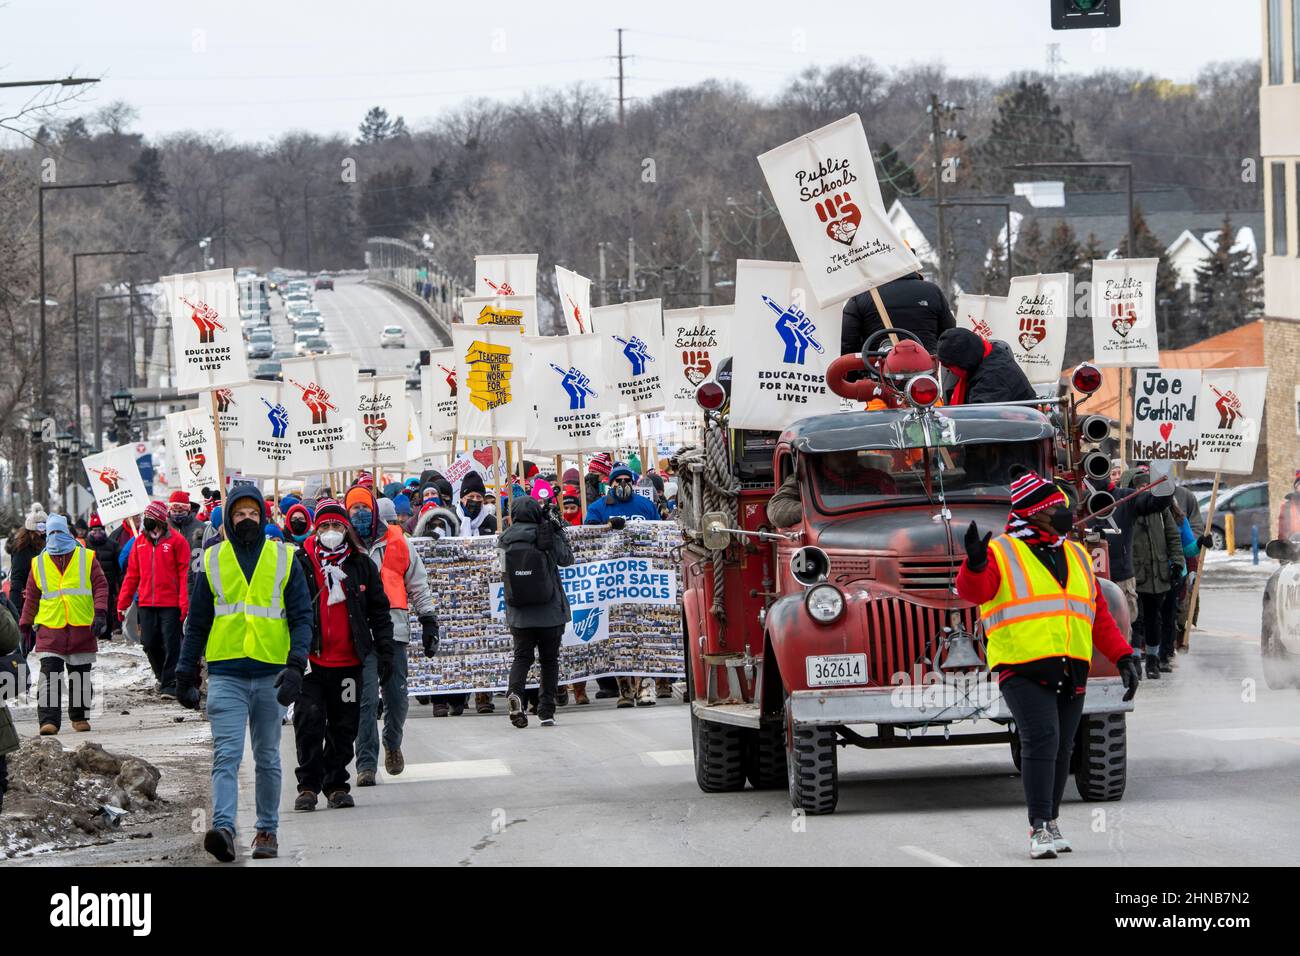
{"left": 169, "top": 513, "right": 187, "bottom": 527}
{"left": 1049, "top": 509, "right": 1074, "bottom": 534}
{"left": 289, "top": 518, "right": 308, "bottom": 535}
{"left": 462, "top": 500, "right": 482, "bottom": 519}
{"left": 88, "top": 529, "right": 107, "bottom": 543}
{"left": 234, "top": 518, "right": 262, "bottom": 544}
{"left": 612, "top": 482, "right": 634, "bottom": 502}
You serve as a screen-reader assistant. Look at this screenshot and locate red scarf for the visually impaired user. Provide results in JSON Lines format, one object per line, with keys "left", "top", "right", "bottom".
{"left": 947, "top": 339, "right": 992, "bottom": 405}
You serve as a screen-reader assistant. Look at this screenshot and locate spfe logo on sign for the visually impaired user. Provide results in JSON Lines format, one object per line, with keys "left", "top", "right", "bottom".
{"left": 765, "top": 295, "right": 824, "bottom": 365}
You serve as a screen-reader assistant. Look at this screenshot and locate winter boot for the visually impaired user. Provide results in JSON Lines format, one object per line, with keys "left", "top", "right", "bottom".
{"left": 326, "top": 790, "right": 355, "bottom": 809}
{"left": 571, "top": 682, "right": 590, "bottom": 705}
{"left": 1029, "top": 824, "right": 1058, "bottom": 860}
{"left": 616, "top": 677, "right": 636, "bottom": 708}
{"left": 431, "top": 701, "right": 450, "bottom": 717}
{"left": 655, "top": 678, "right": 673, "bottom": 699}
{"left": 449, "top": 700, "right": 465, "bottom": 716}
{"left": 204, "top": 826, "right": 237, "bottom": 863}
{"left": 475, "top": 692, "right": 495, "bottom": 714}
{"left": 384, "top": 746, "right": 405, "bottom": 776}
{"left": 356, "top": 770, "right": 377, "bottom": 787}
{"left": 294, "top": 790, "right": 319, "bottom": 812}
{"left": 556, "top": 685, "right": 569, "bottom": 707}
{"left": 71, "top": 720, "right": 91, "bottom": 732}
{"left": 251, "top": 831, "right": 278, "bottom": 859}
{"left": 1145, "top": 654, "right": 1162, "bottom": 680}
{"left": 636, "top": 677, "right": 656, "bottom": 706}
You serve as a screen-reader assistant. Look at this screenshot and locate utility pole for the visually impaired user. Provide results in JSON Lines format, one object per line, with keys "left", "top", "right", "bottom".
{"left": 616, "top": 28, "right": 627, "bottom": 126}
{"left": 303, "top": 184, "right": 312, "bottom": 272}
{"left": 699, "top": 207, "right": 711, "bottom": 304}
{"left": 598, "top": 243, "right": 609, "bottom": 306}
{"left": 219, "top": 192, "right": 228, "bottom": 269}
{"left": 626, "top": 237, "right": 636, "bottom": 299}
{"left": 929, "top": 94, "right": 948, "bottom": 298}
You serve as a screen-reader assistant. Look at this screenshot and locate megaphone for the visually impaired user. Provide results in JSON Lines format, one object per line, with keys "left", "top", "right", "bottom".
{"left": 1082, "top": 450, "right": 1112, "bottom": 482}
{"left": 1080, "top": 415, "right": 1111, "bottom": 444}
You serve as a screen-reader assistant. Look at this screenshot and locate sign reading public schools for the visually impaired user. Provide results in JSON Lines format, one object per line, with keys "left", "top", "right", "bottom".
{"left": 163, "top": 268, "right": 249, "bottom": 391}
{"left": 1006, "top": 273, "right": 1070, "bottom": 385}
{"left": 1090, "top": 258, "right": 1160, "bottom": 367}
{"left": 663, "top": 305, "right": 734, "bottom": 415}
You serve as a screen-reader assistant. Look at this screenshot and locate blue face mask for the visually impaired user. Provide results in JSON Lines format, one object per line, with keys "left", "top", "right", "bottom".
{"left": 351, "top": 508, "right": 373, "bottom": 537}
{"left": 291, "top": 531, "right": 310, "bottom": 543}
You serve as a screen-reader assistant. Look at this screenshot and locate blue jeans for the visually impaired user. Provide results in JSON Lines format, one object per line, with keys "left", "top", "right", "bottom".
{"left": 356, "top": 647, "right": 409, "bottom": 773}
{"left": 207, "top": 672, "right": 284, "bottom": 835}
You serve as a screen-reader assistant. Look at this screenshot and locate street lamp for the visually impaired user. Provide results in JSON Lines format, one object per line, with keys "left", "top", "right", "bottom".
{"left": 72, "top": 249, "right": 147, "bottom": 440}
{"left": 55, "top": 431, "right": 72, "bottom": 510}
{"left": 111, "top": 388, "right": 135, "bottom": 446}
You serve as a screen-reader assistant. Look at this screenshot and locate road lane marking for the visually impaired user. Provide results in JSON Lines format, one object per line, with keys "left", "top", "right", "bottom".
{"left": 899, "top": 845, "right": 964, "bottom": 867}
{"left": 1178, "top": 726, "right": 1300, "bottom": 741}
{"left": 641, "top": 750, "right": 694, "bottom": 767}
{"left": 384, "top": 759, "right": 512, "bottom": 783}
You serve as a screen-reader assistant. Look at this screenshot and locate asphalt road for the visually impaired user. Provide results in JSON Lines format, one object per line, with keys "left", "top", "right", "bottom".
{"left": 220, "top": 581, "right": 1299, "bottom": 867}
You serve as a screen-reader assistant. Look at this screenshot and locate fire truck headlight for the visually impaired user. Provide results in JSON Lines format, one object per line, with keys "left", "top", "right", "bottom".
{"left": 805, "top": 584, "right": 845, "bottom": 624}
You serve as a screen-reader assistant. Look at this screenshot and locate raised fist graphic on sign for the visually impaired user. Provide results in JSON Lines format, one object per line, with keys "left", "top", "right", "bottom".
{"left": 682, "top": 349, "right": 712, "bottom": 386}
{"left": 612, "top": 335, "right": 655, "bottom": 376}
{"left": 815, "top": 191, "right": 862, "bottom": 245}
{"left": 764, "top": 296, "right": 824, "bottom": 365}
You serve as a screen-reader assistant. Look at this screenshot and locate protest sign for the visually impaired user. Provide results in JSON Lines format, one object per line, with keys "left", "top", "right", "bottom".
{"left": 729, "top": 259, "right": 843, "bottom": 431}
{"left": 956, "top": 293, "right": 1010, "bottom": 343}
{"left": 526, "top": 334, "right": 609, "bottom": 453}
{"left": 82, "top": 444, "right": 151, "bottom": 525}
{"left": 1130, "top": 369, "right": 1202, "bottom": 462}
{"left": 1006, "top": 273, "right": 1071, "bottom": 385}
{"left": 407, "top": 407, "right": 425, "bottom": 461}
{"left": 1187, "top": 368, "right": 1269, "bottom": 475}
{"left": 357, "top": 374, "right": 408, "bottom": 466}
{"left": 420, "top": 347, "right": 459, "bottom": 440}
{"left": 663, "top": 305, "right": 735, "bottom": 416}
{"left": 593, "top": 299, "right": 666, "bottom": 414}
{"left": 452, "top": 326, "right": 529, "bottom": 440}
{"left": 236, "top": 380, "right": 296, "bottom": 480}
{"left": 1091, "top": 258, "right": 1160, "bottom": 367}
{"left": 460, "top": 293, "right": 538, "bottom": 336}
{"left": 555, "top": 265, "right": 594, "bottom": 334}
{"left": 281, "top": 353, "right": 362, "bottom": 475}
{"left": 164, "top": 408, "right": 220, "bottom": 499}
{"left": 163, "top": 269, "right": 249, "bottom": 392}
{"left": 757, "top": 114, "right": 921, "bottom": 308}
{"left": 474, "top": 253, "right": 538, "bottom": 297}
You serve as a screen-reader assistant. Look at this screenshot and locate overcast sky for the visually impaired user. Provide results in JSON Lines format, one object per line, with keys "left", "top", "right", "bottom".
{"left": 2, "top": 0, "right": 1262, "bottom": 143}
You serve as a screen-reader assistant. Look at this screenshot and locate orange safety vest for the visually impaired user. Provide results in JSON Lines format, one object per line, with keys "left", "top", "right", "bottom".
{"left": 379, "top": 524, "right": 410, "bottom": 609}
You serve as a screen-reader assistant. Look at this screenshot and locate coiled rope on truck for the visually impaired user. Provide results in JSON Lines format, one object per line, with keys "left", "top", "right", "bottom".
{"left": 675, "top": 422, "right": 740, "bottom": 623}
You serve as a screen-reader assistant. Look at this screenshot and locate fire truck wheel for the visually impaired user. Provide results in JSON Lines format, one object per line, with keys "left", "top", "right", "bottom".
{"left": 1073, "top": 712, "right": 1127, "bottom": 802}
{"left": 744, "top": 722, "right": 788, "bottom": 790}
{"left": 785, "top": 698, "right": 838, "bottom": 814}
{"left": 691, "top": 712, "right": 747, "bottom": 793}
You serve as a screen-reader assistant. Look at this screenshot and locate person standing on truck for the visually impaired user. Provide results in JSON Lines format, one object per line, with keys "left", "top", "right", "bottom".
{"left": 935, "top": 328, "right": 1037, "bottom": 405}
{"left": 957, "top": 467, "right": 1141, "bottom": 860}
{"left": 840, "top": 271, "right": 955, "bottom": 355}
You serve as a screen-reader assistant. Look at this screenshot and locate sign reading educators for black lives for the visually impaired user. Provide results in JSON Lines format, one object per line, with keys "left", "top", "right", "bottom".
{"left": 594, "top": 299, "right": 667, "bottom": 414}
{"left": 527, "top": 334, "right": 610, "bottom": 453}
{"left": 163, "top": 268, "right": 249, "bottom": 392}
{"left": 1187, "top": 367, "right": 1269, "bottom": 476}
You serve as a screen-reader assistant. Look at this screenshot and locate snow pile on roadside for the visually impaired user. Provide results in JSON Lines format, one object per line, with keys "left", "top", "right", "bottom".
{"left": 1199, "top": 549, "right": 1279, "bottom": 589}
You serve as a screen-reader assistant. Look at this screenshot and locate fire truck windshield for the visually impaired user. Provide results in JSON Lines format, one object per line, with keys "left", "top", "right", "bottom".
{"left": 809, "top": 441, "right": 1043, "bottom": 514}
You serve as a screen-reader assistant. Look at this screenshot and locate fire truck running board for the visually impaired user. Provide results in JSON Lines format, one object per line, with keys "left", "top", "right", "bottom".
{"left": 691, "top": 700, "right": 762, "bottom": 729}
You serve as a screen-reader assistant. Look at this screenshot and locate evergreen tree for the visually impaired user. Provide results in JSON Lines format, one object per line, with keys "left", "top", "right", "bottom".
{"left": 357, "top": 106, "right": 399, "bottom": 145}
{"left": 978, "top": 238, "right": 1009, "bottom": 296}
{"left": 1193, "top": 212, "right": 1263, "bottom": 339}
{"left": 1012, "top": 218, "right": 1045, "bottom": 276}
{"left": 1041, "top": 220, "right": 1082, "bottom": 274}
{"left": 1117, "top": 205, "right": 1189, "bottom": 346}
{"left": 874, "top": 140, "right": 920, "bottom": 209}
{"left": 973, "top": 80, "right": 1083, "bottom": 194}
{"left": 129, "top": 146, "right": 169, "bottom": 211}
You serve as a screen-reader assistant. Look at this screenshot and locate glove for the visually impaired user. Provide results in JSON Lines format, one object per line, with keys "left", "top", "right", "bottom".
{"left": 378, "top": 656, "right": 394, "bottom": 685}
{"left": 419, "top": 615, "right": 439, "bottom": 658}
{"left": 1197, "top": 534, "right": 1214, "bottom": 550}
{"left": 115, "top": 607, "right": 125, "bottom": 625}
{"left": 21, "top": 626, "right": 37, "bottom": 655}
{"left": 609, "top": 516, "right": 626, "bottom": 530}
{"left": 274, "top": 665, "right": 304, "bottom": 706}
{"left": 176, "top": 668, "right": 201, "bottom": 710}
{"left": 963, "top": 521, "right": 992, "bottom": 570}
{"left": 92, "top": 611, "right": 108, "bottom": 639}
{"left": 1117, "top": 654, "right": 1141, "bottom": 702}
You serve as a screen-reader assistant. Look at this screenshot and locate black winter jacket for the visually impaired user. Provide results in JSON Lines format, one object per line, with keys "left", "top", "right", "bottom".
{"left": 1100, "top": 471, "right": 1172, "bottom": 582}
{"left": 293, "top": 546, "right": 395, "bottom": 665}
{"left": 936, "top": 329, "right": 1037, "bottom": 405}
{"left": 498, "top": 498, "right": 573, "bottom": 630}
{"left": 841, "top": 274, "right": 955, "bottom": 355}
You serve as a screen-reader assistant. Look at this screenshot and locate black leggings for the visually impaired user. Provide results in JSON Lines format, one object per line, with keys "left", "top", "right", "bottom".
{"left": 1000, "top": 675, "right": 1085, "bottom": 826}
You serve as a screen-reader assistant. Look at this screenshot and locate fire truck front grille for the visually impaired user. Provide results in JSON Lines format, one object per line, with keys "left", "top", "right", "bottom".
{"left": 897, "top": 557, "right": 962, "bottom": 592}
{"left": 863, "top": 599, "right": 980, "bottom": 685}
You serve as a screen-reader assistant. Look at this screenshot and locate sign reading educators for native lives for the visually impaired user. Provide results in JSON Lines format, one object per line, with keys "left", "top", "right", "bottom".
{"left": 526, "top": 334, "right": 609, "bottom": 453}
{"left": 357, "top": 374, "right": 408, "bottom": 466}
{"left": 1130, "top": 369, "right": 1202, "bottom": 462}
{"left": 236, "top": 380, "right": 296, "bottom": 480}
{"left": 757, "top": 114, "right": 922, "bottom": 309}
{"left": 420, "top": 347, "right": 459, "bottom": 440}
{"left": 1006, "top": 273, "right": 1070, "bottom": 385}
{"left": 663, "top": 305, "right": 734, "bottom": 416}
{"left": 164, "top": 407, "right": 220, "bottom": 499}
{"left": 956, "top": 293, "right": 1010, "bottom": 343}
{"left": 1090, "top": 258, "right": 1160, "bottom": 367}
{"left": 730, "top": 259, "right": 843, "bottom": 431}
{"left": 474, "top": 253, "right": 538, "bottom": 297}
{"left": 452, "top": 325, "right": 529, "bottom": 440}
{"left": 81, "top": 444, "right": 151, "bottom": 526}
{"left": 555, "top": 265, "right": 594, "bottom": 335}
{"left": 593, "top": 299, "right": 667, "bottom": 414}
{"left": 1187, "top": 367, "right": 1269, "bottom": 476}
{"left": 280, "top": 353, "right": 362, "bottom": 475}
{"left": 163, "top": 268, "right": 250, "bottom": 392}
{"left": 490, "top": 557, "right": 678, "bottom": 647}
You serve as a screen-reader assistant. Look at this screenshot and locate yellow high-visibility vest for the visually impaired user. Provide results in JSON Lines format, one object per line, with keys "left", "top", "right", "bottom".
{"left": 979, "top": 534, "right": 1096, "bottom": 669}
{"left": 33, "top": 548, "right": 95, "bottom": 629}
{"left": 204, "top": 540, "right": 293, "bottom": 665}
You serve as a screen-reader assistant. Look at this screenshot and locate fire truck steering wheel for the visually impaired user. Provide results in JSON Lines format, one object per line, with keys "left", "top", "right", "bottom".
{"left": 859, "top": 327, "right": 925, "bottom": 387}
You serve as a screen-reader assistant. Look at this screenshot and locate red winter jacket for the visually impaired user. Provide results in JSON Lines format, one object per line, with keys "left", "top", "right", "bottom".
{"left": 118, "top": 528, "right": 191, "bottom": 617}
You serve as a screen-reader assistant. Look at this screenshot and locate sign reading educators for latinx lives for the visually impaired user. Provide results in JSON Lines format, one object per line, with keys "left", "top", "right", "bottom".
{"left": 280, "top": 353, "right": 362, "bottom": 476}
{"left": 420, "top": 347, "right": 459, "bottom": 440}
{"left": 81, "top": 444, "right": 151, "bottom": 526}
{"left": 1129, "top": 369, "right": 1203, "bottom": 463}
{"left": 164, "top": 408, "right": 221, "bottom": 500}
{"left": 554, "top": 264, "right": 595, "bottom": 335}
{"left": 163, "top": 268, "right": 250, "bottom": 392}
{"left": 757, "top": 114, "right": 922, "bottom": 309}
{"left": 729, "top": 259, "right": 844, "bottom": 432}
{"left": 956, "top": 293, "right": 1010, "bottom": 343}
{"left": 1005, "top": 273, "right": 1071, "bottom": 385}
{"left": 1188, "top": 367, "right": 1269, "bottom": 476}
{"left": 593, "top": 299, "right": 667, "bottom": 414}
{"left": 1090, "top": 258, "right": 1160, "bottom": 367}
{"left": 236, "top": 380, "right": 296, "bottom": 480}
{"left": 460, "top": 293, "right": 538, "bottom": 336}
{"left": 356, "top": 374, "right": 409, "bottom": 466}
{"left": 526, "top": 334, "right": 609, "bottom": 454}
{"left": 474, "top": 253, "right": 538, "bottom": 298}
{"left": 663, "top": 305, "right": 735, "bottom": 416}
{"left": 452, "top": 325, "right": 530, "bottom": 440}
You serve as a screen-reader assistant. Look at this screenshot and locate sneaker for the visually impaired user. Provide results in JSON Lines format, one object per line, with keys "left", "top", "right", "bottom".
{"left": 251, "top": 831, "right": 278, "bottom": 859}
{"left": 432, "top": 702, "right": 450, "bottom": 717}
{"left": 71, "top": 720, "right": 92, "bottom": 732}
{"left": 1145, "top": 654, "right": 1162, "bottom": 680}
{"left": 527, "top": 699, "right": 538, "bottom": 715}
{"left": 356, "top": 770, "right": 377, "bottom": 787}
{"left": 326, "top": 790, "right": 355, "bottom": 809}
{"left": 636, "top": 678, "right": 656, "bottom": 707}
{"left": 294, "top": 790, "right": 318, "bottom": 812}
{"left": 1029, "top": 824, "right": 1058, "bottom": 860}
{"left": 572, "top": 683, "right": 590, "bottom": 705}
{"left": 507, "top": 692, "right": 528, "bottom": 728}
{"left": 204, "top": 826, "right": 237, "bottom": 863}
{"left": 1046, "top": 819, "right": 1072, "bottom": 853}
{"left": 475, "top": 692, "right": 495, "bottom": 714}
{"left": 384, "top": 747, "right": 405, "bottom": 776}
{"left": 539, "top": 714, "right": 556, "bottom": 727}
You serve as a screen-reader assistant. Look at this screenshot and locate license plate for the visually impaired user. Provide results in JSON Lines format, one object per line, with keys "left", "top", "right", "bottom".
{"left": 806, "top": 654, "right": 867, "bottom": 687}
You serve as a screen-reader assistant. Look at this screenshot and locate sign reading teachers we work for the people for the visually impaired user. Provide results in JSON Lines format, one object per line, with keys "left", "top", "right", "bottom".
{"left": 163, "top": 269, "right": 249, "bottom": 391}
{"left": 758, "top": 114, "right": 921, "bottom": 308}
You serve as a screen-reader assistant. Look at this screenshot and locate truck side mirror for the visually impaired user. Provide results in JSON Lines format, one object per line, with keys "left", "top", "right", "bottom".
{"left": 702, "top": 513, "right": 732, "bottom": 550}
{"left": 1265, "top": 539, "right": 1299, "bottom": 563}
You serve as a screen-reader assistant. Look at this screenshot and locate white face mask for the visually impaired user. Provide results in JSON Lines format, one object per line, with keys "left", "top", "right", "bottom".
{"left": 318, "top": 530, "right": 345, "bottom": 550}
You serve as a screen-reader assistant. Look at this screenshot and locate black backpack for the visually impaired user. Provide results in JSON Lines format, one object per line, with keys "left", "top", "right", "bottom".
{"left": 503, "top": 522, "right": 556, "bottom": 607}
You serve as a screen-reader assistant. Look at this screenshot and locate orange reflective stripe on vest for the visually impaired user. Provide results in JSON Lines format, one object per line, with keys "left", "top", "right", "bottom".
{"left": 380, "top": 524, "right": 410, "bottom": 609}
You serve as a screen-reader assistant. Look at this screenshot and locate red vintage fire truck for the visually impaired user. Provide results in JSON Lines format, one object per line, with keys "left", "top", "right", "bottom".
{"left": 677, "top": 331, "right": 1134, "bottom": 814}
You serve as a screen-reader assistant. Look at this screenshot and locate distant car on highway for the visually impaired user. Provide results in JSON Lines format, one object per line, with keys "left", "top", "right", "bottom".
{"left": 405, "top": 361, "right": 421, "bottom": 390}
{"left": 302, "top": 336, "right": 330, "bottom": 356}
{"left": 247, "top": 331, "right": 275, "bottom": 360}
{"left": 291, "top": 314, "right": 323, "bottom": 336}
{"left": 380, "top": 325, "right": 406, "bottom": 349}
{"left": 285, "top": 298, "right": 312, "bottom": 319}
{"left": 271, "top": 348, "right": 296, "bottom": 361}
{"left": 315, "top": 273, "right": 334, "bottom": 291}
{"left": 253, "top": 360, "right": 283, "bottom": 381}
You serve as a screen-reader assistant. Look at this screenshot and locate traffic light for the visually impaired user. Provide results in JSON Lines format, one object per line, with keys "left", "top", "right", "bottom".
{"left": 1051, "top": 0, "right": 1121, "bottom": 30}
